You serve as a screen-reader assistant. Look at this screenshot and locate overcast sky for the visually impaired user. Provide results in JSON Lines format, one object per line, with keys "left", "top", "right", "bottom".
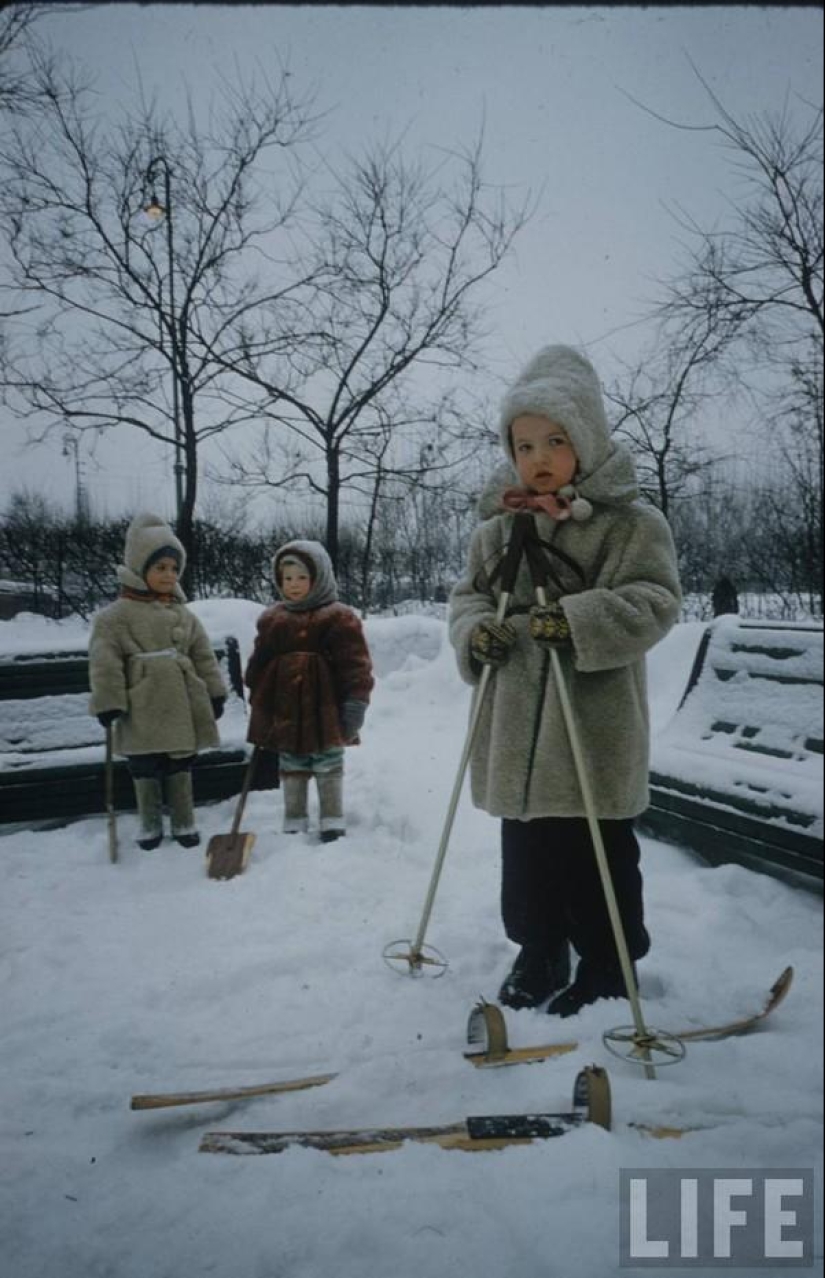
{"left": 2, "top": 3, "right": 822, "bottom": 520}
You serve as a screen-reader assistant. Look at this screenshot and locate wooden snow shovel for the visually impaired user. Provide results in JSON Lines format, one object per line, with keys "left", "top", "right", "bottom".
{"left": 205, "top": 747, "right": 259, "bottom": 881}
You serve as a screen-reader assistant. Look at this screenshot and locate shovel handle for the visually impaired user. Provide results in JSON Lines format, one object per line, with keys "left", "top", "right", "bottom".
{"left": 229, "top": 746, "right": 259, "bottom": 837}
{"left": 105, "top": 723, "right": 118, "bottom": 864}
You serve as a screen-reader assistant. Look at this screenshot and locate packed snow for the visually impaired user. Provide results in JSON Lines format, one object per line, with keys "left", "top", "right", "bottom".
{"left": 1, "top": 602, "right": 822, "bottom": 1278}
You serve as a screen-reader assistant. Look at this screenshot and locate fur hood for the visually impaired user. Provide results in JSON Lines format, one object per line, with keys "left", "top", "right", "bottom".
{"left": 499, "top": 344, "right": 612, "bottom": 473}
{"left": 116, "top": 512, "right": 186, "bottom": 600}
{"left": 272, "top": 539, "right": 339, "bottom": 612}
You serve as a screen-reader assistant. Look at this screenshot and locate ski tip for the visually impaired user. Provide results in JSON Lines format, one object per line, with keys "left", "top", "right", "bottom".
{"left": 771, "top": 966, "right": 794, "bottom": 1005}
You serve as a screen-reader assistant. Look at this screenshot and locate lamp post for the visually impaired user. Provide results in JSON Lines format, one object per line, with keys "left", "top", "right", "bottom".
{"left": 62, "top": 432, "right": 87, "bottom": 523}
{"left": 144, "top": 155, "right": 184, "bottom": 529}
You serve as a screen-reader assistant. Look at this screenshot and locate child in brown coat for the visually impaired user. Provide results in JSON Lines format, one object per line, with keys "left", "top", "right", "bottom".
{"left": 244, "top": 540, "right": 374, "bottom": 841}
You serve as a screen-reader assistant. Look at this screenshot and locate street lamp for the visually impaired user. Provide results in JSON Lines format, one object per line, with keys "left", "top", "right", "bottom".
{"left": 144, "top": 155, "right": 184, "bottom": 528}
{"left": 62, "top": 432, "right": 87, "bottom": 523}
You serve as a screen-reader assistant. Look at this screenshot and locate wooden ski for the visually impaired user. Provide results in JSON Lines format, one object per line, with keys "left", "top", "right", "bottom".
{"left": 669, "top": 964, "right": 793, "bottom": 1041}
{"left": 464, "top": 966, "right": 794, "bottom": 1067}
{"left": 130, "top": 1071, "right": 336, "bottom": 1111}
{"left": 199, "top": 1065, "right": 611, "bottom": 1155}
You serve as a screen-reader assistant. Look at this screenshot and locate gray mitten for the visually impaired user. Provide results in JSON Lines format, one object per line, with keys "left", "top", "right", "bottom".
{"left": 341, "top": 699, "right": 367, "bottom": 742}
{"left": 469, "top": 619, "right": 517, "bottom": 668}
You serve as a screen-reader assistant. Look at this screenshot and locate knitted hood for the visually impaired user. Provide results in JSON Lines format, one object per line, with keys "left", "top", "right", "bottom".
{"left": 116, "top": 512, "right": 186, "bottom": 599}
{"left": 499, "top": 344, "right": 613, "bottom": 476}
{"left": 272, "top": 539, "right": 339, "bottom": 612}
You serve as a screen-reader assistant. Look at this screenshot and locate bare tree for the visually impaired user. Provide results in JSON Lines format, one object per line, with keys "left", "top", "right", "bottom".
{"left": 0, "top": 4, "right": 92, "bottom": 117}
{"left": 209, "top": 136, "right": 532, "bottom": 568}
{"left": 626, "top": 71, "right": 822, "bottom": 607}
{"left": 0, "top": 50, "right": 320, "bottom": 585}
{"left": 754, "top": 339, "right": 823, "bottom": 613}
{"left": 605, "top": 314, "right": 733, "bottom": 517}
{"left": 649, "top": 75, "right": 822, "bottom": 355}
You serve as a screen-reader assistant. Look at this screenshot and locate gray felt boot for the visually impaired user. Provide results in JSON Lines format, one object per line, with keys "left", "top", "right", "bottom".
{"left": 282, "top": 774, "right": 309, "bottom": 833}
{"left": 316, "top": 772, "right": 345, "bottom": 843}
{"left": 165, "top": 770, "right": 200, "bottom": 847}
{"left": 133, "top": 777, "right": 163, "bottom": 850}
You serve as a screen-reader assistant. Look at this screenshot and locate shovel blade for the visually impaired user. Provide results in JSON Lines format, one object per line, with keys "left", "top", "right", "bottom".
{"left": 206, "top": 832, "right": 255, "bottom": 881}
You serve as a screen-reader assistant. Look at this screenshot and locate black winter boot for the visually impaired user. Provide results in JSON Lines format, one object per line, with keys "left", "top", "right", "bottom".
{"left": 546, "top": 958, "right": 637, "bottom": 1018}
{"left": 498, "top": 943, "right": 571, "bottom": 1010}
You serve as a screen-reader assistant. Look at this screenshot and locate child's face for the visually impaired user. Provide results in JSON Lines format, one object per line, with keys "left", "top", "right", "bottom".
{"left": 511, "top": 414, "right": 578, "bottom": 494}
{"left": 144, "top": 556, "right": 180, "bottom": 594}
{"left": 280, "top": 564, "right": 312, "bottom": 602}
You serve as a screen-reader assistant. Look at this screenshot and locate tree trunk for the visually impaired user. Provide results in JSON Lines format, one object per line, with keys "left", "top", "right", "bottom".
{"left": 325, "top": 444, "right": 340, "bottom": 572}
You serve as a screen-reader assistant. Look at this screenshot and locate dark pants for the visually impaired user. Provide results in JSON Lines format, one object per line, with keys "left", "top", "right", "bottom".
{"left": 126, "top": 753, "right": 195, "bottom": 781}
{"left": 501, "top": 816, "right": 650, "bottom": 968}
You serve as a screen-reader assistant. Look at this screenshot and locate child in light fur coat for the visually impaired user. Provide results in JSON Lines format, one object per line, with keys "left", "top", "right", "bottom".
{"left": 88, "top": 513, "right": 227, "bottom": 850}
{"left": 449, "top": 345, "right": 682, "bottom": 1017}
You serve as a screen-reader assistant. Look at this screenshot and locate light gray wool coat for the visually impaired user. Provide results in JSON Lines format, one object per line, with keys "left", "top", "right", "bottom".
{"left": 88, "top": 513, "right": 227, "bottom": 757}
{"left": 448, "top": 345, "right": 682, "bottom": 821}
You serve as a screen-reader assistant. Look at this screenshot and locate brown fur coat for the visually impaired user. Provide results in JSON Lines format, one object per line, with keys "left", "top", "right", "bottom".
{"left": 245, "top": 602, "right": 373, "bottom": 755}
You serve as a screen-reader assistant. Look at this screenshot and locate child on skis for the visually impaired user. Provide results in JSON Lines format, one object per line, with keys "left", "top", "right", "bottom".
{"left": 448, "top": 345, "right": 682, "bottom": 1017}
{"left": 244, "top": 539, "right": 374, "bottom": 842}
{"left": 88, "top": 512, "right": 228, "bottom": 850}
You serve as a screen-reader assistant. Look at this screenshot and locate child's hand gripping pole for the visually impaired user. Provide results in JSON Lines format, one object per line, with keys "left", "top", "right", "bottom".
{"left": 383, "top": 517, "right": 530, "bottom": 977}
{"left": 523, "top": 515, "right": 681, "bottom": 1078}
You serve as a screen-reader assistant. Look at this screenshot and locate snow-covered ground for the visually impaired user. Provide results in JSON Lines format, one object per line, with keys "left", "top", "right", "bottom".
{"left": 1, "top": 604, "right": 822, "bottom": 1278}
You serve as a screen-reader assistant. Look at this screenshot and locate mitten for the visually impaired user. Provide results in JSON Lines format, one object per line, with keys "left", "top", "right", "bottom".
{"left": 97, "top": 709, "right": 123, "bottom": 728}
{"left": 211, "top": 696, "right": 226, "bottom": 721}
{"left": 341, "top": 699, "right": 367, "bottom": 742}
{"left": 469, "top": 619, "right": 517, "bottom": 668}
{"left": 528, "top": 602, "right": 571, "bottom": 649}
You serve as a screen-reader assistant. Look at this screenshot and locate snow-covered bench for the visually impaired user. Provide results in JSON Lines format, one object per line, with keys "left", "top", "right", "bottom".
{"left": 0, "top": 636, "right": 255, "bottom": 827}
{"left": 640, "top": 616, "right": 823, "bottom": 891}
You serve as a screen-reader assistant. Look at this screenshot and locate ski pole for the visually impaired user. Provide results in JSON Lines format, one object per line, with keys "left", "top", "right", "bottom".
{"left": 384, "top": 517, "right": 529, "bottom": 975}
{"left": 532, "top": 572, "right": 656, "bottom": 1079}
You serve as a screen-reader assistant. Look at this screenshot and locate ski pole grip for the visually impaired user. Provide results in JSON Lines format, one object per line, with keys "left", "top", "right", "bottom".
{"left": 521, "top": 516, "right": 551, "bottom": 593}
{"left": 499, "top": 514, "right": 529, "bottom": 594}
